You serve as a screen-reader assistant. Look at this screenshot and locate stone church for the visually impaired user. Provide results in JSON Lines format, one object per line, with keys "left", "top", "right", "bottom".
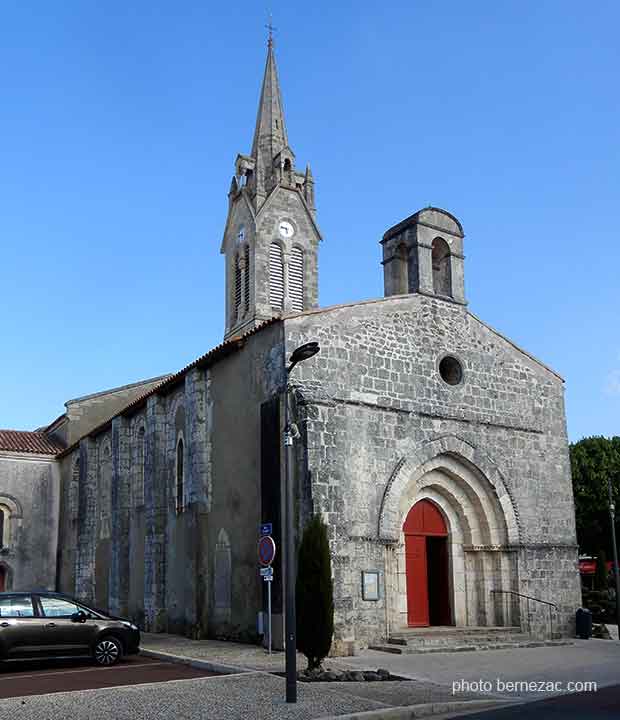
{"left": 0, "top": 39, "right": 581, "bottom": 652}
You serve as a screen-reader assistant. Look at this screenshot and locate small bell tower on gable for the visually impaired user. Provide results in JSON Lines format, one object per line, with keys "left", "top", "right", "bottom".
{"left": 381, "top": 207, "right": 466, "bottom": 305}
{"left": 221, "top": 33, "right": 322, "bottom": 341}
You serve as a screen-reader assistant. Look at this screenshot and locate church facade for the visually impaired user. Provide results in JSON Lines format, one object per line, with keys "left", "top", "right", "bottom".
{"left": 0, "top": 40, "right": 581, "bottom": 652}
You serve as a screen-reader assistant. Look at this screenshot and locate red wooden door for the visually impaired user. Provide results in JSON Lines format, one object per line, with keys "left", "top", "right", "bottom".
{"left": 404, "top": 500, "right": 449, "bottom": 628}
{"left": 405, "top": 534, "right": 429, "bottom": 626}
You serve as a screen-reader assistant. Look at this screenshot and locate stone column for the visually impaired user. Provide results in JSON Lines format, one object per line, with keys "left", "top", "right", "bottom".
{"left": 75, "top": 438, "right": 97, "bottom": 603}
{"left": 183, "top": 368, "right": 210, "bottom": 633}
{"left": 450, "top": 253, "right": 466, "bottom": 304}
{"left": 144, "top": 394, "right": 168, "bottom": 632}
{"left": 109, "top": 416, "right": 131, "bottom": 617}
{"left": 415, "top": 241, "right": 434, "bottom": 295}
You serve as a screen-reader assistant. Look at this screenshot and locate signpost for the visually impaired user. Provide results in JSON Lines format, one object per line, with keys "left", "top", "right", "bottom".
{"left": 258, "top": 535, "right": 276, "bottom": 566}
{"left": 258, "top": 532, "right": 276, "bottom": 654}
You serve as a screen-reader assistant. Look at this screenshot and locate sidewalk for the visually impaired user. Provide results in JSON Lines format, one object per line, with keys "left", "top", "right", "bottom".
{"left": 141, "top": 632, "right": 330, "bottom": 673}
{"left": 138, "top": 633, "right": 505, "bottom": 719}
{"left": 327, "top": 638, "right": 620, "bottom": 700}
{"left": 139, "top": 630, "right": 620, "bottom": 712}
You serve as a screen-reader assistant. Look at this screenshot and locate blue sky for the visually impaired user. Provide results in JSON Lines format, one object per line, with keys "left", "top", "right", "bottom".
{"left": 0, "top": 1, "right": 618, "bottom": 441}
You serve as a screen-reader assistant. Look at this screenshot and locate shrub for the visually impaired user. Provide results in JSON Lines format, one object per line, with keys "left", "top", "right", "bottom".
{"left": 296, "top": 514, "right": 334, "bottom": 671}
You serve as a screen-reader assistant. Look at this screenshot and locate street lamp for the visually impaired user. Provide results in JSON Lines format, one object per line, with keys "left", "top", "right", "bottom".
{"left": 606, "top": 478, "right": 620, "bottom": 635}
{"left": 283, "top": 341, "right": 320, "bottom": 703}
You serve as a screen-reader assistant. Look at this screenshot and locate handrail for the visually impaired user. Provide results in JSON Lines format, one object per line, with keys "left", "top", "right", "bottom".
{"left": 491, "top": 589, "right": 557, "bottom": 608}
{"left": 491, "top": 589, "right": 557, "bottom": 639}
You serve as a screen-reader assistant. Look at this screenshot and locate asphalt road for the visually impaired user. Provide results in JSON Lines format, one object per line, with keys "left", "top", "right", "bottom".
{"left": 0, "top": 654, "right": 218, "bottom": 699}
{"left": 446, "top": 684, "right": 620, "bottom": 719}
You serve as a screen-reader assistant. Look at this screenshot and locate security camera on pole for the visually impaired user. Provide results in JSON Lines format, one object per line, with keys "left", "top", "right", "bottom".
{"left": 283, "top": 341, "right": 320, "bottom": 704}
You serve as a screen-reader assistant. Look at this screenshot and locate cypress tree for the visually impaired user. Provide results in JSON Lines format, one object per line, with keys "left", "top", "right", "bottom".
{"left": 296, "top": 514, "right": 334, "bottom": 671}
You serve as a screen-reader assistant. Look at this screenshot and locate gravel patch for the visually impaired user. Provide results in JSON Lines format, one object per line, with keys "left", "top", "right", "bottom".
{"left": 0, "top": 672, "right": 388, "bottom": 720}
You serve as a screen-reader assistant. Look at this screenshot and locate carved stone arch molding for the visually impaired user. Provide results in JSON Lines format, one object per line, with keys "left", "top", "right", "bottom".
{"left": 0, "top": 494, "right": 24, "bottom": 519}
{"left": 0, "top": 494, "right": 24, "bottom": 551}
{"left": 377, "top": 434, "right": 522, "bottom": 545}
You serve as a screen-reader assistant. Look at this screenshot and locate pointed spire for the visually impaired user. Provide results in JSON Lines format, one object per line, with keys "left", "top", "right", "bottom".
{"left": 251, "top": 37, "right": 289, "bottom": 163}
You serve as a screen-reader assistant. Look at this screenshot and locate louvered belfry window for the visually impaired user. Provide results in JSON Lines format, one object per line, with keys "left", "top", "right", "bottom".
{"left": 244, "top": 244, "right": 250, "bottom": 311}
{"left": 234, "top": 253, "right": 242, "bottom": 318}
{"left": 269, "top": 242, "right": 284, "bottom": 310}
{"left": 289, "top": 247, "right": 304, "bottom": 311}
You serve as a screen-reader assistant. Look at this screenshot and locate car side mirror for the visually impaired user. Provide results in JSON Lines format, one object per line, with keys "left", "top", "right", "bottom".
{"left": 71, "top": 611, "right": 87, "bottom": 623}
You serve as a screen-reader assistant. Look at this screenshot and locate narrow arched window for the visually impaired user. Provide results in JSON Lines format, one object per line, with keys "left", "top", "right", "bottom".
{"left": 176, "top": 438, "right": 184, "bottom": 514}
{"left": 234, "top": 253, "right": 242, "bottom": 319}
{"left": 289, "top": 247, "right": 304, "bottom": 311}
{"left": 214, "top": 528, "right": 232, "bottom": 619}
{"left": 432, "top": 237, "right": 452, "bottom": 297}
{"left": 0, "top": 511, "right": 4, "bottom": 550}
{"left": 269, "top": 242, "right": 284, "bottom": 310}
{"left": 244, "top": 244, "right": 250, "bottom": 311}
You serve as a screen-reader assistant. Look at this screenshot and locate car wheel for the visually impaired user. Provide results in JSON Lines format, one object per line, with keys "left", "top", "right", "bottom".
{"left": 93, "top": 636, "right": 123, "bottom": 666}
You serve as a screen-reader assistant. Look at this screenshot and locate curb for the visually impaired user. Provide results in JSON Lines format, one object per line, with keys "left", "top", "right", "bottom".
{"left": 317, "top": 699, "right": 519, "bottom": 720}
{"left": 139, "top": 648, "right": 252, "bottom": 676}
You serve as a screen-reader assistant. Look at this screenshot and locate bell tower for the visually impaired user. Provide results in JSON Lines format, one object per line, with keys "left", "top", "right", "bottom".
{"left": 381, "top": 207, "right": 466, "bottom": 305}
{"left": 221, "top": 35, "right": 322, "bottom": 341}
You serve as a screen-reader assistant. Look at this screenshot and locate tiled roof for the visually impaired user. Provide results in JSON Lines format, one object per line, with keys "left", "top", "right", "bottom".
{"left": 0, "top": 430, "right": 65, "bottom": 456}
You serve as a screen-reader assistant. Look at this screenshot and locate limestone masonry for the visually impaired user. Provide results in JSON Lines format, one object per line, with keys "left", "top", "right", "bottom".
{"left": 0, "top": 39, "right": 581, "bottom": 652}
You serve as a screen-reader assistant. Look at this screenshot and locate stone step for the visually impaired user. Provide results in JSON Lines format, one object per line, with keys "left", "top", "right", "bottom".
{"left": 388, "top": 626, "right": 524, "bottom": 648}
{"left": 369, "top": 639, "right": 573, "bottom": 655}
{"left": 389, "top": 626, "right": 522, "bottom": 639}
{"left": 388, "top": 633, "right": 531, "bottom": 648}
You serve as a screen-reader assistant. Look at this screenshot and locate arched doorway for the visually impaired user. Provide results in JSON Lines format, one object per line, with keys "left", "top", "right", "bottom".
{"left": 0, "top": 565, "right": 6, "bottom": 592}
{"left": 403, "top": 499, "right": 452, "bottom": 627}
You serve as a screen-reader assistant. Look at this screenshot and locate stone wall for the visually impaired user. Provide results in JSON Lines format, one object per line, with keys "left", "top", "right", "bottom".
{"left": 0, "top": 452, "right": 59, "bottom": 591}
{"left": 58, "top": 321, "right": 284, "bottom": 642}
{"left": 284, "top": 293, "right": 581, "bottom": 650}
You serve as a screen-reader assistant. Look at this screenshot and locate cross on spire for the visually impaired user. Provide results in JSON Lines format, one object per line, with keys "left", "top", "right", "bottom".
{"left": 266, "top": 14, "right": 277, "bottom": 47}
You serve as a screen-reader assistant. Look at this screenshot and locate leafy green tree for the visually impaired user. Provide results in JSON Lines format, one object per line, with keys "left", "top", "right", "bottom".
{"left": 595, "top": 549, "right": 608, "bottom": 591}
{"left": 296, "top": 514, "right": 334, "bottom": 671}
{"left": 570, "top": 436, "right": 620, "bottom": 555}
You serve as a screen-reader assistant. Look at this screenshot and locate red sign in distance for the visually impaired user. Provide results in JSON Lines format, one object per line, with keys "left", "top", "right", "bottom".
{"left": 258, "top": 535, "right": 276, "bottom": 567}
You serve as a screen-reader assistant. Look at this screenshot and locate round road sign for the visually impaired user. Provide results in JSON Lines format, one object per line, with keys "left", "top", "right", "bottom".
{"left": 258, "top": 535, "right": 276, "bottom": 566}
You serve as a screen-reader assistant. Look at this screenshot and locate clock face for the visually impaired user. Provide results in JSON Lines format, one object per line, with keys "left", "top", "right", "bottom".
{"left": 237, "top": 225, "right": 245, "bottom": 245}
{"left": 278, "top": 220, "right": 294, "bottom": 238}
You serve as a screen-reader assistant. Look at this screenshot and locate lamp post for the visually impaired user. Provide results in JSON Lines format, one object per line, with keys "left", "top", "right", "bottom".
{"left": 283, "top": 341, "right": 320, "bottom": 704}
{"left": 606, "top": 477, "right": 620, "bottom": 635}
